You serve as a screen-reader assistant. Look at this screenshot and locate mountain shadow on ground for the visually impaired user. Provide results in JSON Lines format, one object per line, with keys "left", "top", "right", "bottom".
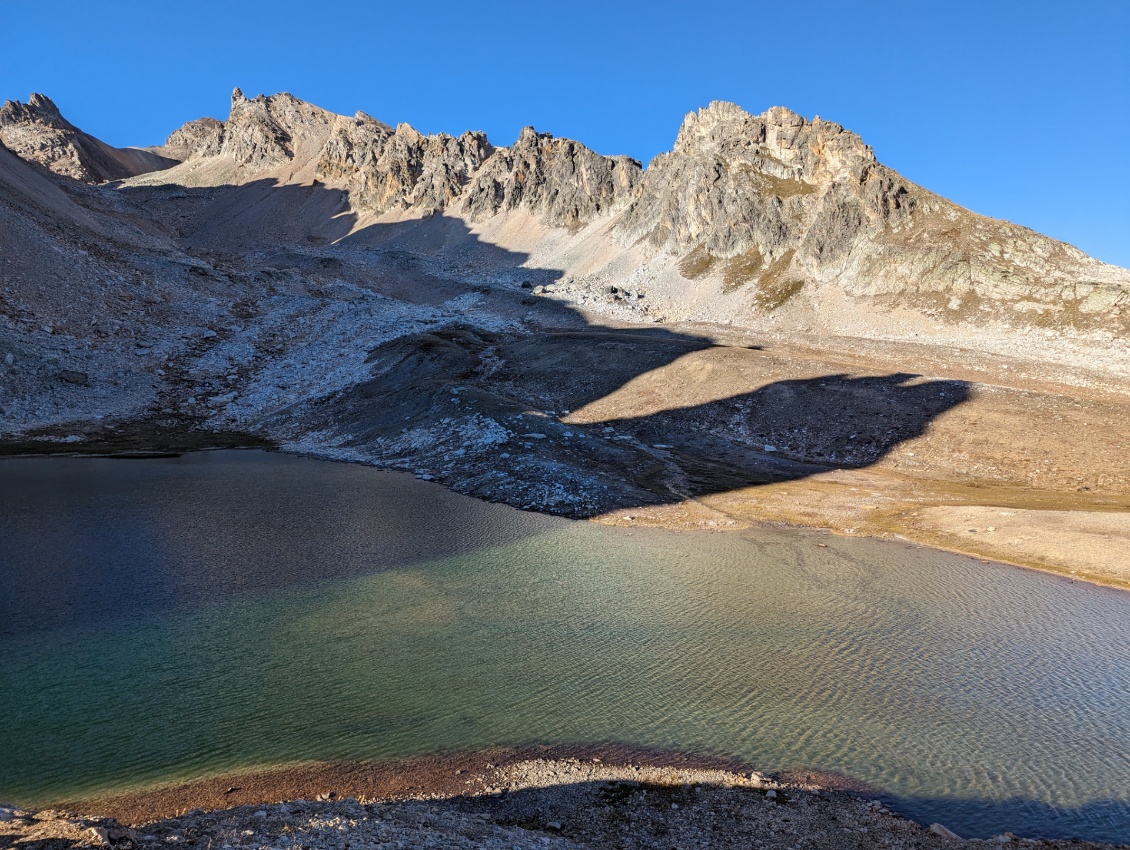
{"left": 82, "top": 179, "right": 971, "bottom": 517}
{"left": 280, "top": 209, "right": 970, "bottom": 517}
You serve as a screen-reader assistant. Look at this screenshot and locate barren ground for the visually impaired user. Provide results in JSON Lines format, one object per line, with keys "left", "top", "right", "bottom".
{"left": 3, "top": 752, "right": 1124, "bottom": 850}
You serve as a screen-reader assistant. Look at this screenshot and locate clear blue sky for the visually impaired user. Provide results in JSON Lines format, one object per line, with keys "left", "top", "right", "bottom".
{"left": 2, "top": 0, "right": 1127, "bottom": 267}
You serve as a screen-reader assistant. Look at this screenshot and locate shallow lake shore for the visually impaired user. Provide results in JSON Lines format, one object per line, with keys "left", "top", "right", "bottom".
{"left": 4, "top": 750, "right": 1126, "bottom": 850}
{"left": 4, "top": 437, "right": 1127, "bottom": 593}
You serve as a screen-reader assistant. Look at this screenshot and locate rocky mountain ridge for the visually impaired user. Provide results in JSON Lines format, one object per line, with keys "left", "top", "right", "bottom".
{"left": 0, "top": 93, "right": 176, "bottom": 183}
{"left": 128, "top": 90, "right": 1127, "bottom": 337}
{"left": 4, "top": 89, "right": 1125, "bottom": 328}
{"left": 2, "top": 87, "right": 1127, "bottom": 348}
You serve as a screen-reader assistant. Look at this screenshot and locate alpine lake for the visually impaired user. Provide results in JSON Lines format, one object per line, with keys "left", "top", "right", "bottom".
{"left": 1, "top": 451, "right": 1127, "bottom": 842}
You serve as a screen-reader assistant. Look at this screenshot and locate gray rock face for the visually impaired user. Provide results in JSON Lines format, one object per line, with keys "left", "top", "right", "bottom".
{"left": 11, "top": 87, "right": 1119, "bottom": 337}
{"left": 163, "top": 117, "right": 225, "bottom": 159}
{"left": 0, "top": 93, "right": 176, "bottom": 183}
{"left": 219, "top": 88, "right": 303, "bottom": 167}
{"left": 460, "top": 126, "right": 642, "bottom": 228}
{"left": 617, "top": 101, "right": 914, "bottom": 265}
{"left": 159, "top": 90, "right": 641, "bottom": 226}
{"left": 315, "top": 115, "right": 493, "bottom": 215}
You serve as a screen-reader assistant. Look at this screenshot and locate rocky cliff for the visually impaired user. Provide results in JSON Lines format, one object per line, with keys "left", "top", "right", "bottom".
{"left": 4, "top": 87, "right": 1128, "bottom": 342}
{"left": 154, "top": 88, "right": 634, "bottom": 225}
{"left": 127, "top": 90, "right": 1128, "bottom": 337}
{"left": 618, "top": 101, "right": 914, "bottom": 260}
{"left": 460, "top": 126, "right": 641, "bottom": 228}
{"left": 0, "top": 94, "right": 177, "bottom": 183}
{"left": 315, "top": 114, "right": 493, "bottom": 216}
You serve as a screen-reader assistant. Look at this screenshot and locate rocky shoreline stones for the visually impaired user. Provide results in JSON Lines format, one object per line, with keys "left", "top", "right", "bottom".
{"left": 3, "top": 759, "right": 1126, "bottom": 850}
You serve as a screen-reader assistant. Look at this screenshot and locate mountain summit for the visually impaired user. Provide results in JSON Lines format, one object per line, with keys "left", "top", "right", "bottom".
{"left": 122, "top": 90, "right": 1128, "bottom": 338}
{"left": 0, "top": 93, "right": 176, "bottom": 183}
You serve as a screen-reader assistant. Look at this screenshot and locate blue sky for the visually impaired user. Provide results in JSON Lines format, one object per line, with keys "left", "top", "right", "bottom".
{"left": 2, "top": 0, "right": 1127, "bottom": 267}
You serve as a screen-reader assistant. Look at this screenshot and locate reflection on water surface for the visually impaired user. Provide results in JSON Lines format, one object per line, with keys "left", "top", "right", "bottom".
{"left": 0, "top": 451, "right": 1127, "bottom": 842}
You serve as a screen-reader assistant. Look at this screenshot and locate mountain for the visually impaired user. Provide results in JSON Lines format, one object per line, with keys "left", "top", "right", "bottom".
{"left": 0, "top": 94, "right": 178, "bottom": 183}
{"left": 110, "top": 89, "right": 1127, "bottom": 342}
{"left": 1, "top": 89, "right": 1128, "bottom": 568}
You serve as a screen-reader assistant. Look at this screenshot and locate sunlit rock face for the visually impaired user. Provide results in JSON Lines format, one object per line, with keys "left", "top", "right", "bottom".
{"left": 0, "top": 93, "right": 176, "bottom": 183}
{"left": 4, "top": 87, "right": 1130, "bottom": 343}
{"left": 617, "top": 101, "right": 915, "bottom": 271}
{"left": 316, "top": 116, "right": 493, "bottom": 216}
{"left": 163, "top": 117, "right": 225, "bottom": 160}
{"left": 460, "top": 126, "right": 642, "bottom": 228}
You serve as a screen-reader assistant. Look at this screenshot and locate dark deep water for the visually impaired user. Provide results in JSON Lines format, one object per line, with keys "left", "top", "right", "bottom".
{"left": 1, "top": 451, "right": 1127, "bottom": 842}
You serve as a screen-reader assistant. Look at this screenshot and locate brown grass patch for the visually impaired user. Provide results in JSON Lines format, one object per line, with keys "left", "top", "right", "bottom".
{"left": 678, "top": 244, "right": 717, "bottom": 279}
{"left": 753, "top": 249, "right": 804, "bottom": 310}
{"left": 721, "top": 248, "right": 764, "bottom": 293}
{"left": 761, "top": 174, "right": 816, "bottom": 199}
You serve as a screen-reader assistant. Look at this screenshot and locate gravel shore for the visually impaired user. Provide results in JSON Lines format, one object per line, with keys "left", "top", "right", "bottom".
{"left": 4, "top": 752, "right": 1126, "bottom": 850}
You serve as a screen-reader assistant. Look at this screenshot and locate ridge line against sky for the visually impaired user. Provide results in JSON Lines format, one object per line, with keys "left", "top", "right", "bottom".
{"left": 1, "top": 0, "right": 1127, "bottom": 268}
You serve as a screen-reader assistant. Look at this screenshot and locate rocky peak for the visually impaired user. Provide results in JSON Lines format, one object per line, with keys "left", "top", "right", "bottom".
{"left": 164, "top": 117, "right": 225, "bottom": 159}
{"left": 672, "top": 101, "right": 875, "bottom": 184}
{"left": 0, "top": 92, "right": 176, "bottom": 183}
{"left": 221, "top": 91, "right": 298, "bottom": 166}
{"left": 618, "top": 100, "right": 913, "bottom": 285}
{"left": 461, "top": 127, "right": 643, "bottom": 228}
{"left": 314, "top": 111, "right": 492, "bottom": 216}
{"left": 205, "top": 89, "right": 347, "bottom": 169}
{"left": 1, "top": 93, "right": 77, "bottom": 142}
{"left": 355, "top": 110, "right": 392, "bottom": 132}
{"left": 673, "top": 100, "right": 765, "bottom": 155}
{"left": 9, "top": 92, "right": 66, "bottom": 122}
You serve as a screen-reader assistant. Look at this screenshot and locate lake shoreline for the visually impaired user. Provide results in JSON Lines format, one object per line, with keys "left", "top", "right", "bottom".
{"left": 5, "top": 749, "right": 1124, "bottom": 849}
{"left": 3, "top": 438, "right": 1127, "bottom": 594}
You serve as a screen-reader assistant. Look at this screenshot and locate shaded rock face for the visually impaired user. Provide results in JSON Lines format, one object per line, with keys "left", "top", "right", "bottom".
{"left": 0, "top": 93, "right": 176, "bottom": 183}
{"left": 461, "top": 127, "right": 643, "bottom": 228}
{"left": 617, "top": 101, "right": 915, "bottom": 267}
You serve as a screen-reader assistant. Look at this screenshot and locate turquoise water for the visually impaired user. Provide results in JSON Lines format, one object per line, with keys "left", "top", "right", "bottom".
{"left": 0, "top": 451, "right": 1127, "bottom": 842}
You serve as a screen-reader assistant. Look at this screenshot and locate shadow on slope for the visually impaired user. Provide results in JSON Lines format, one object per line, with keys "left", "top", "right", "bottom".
{"left": 316, "top": 214, "right": 969, "bottom": 517}
{"left": 114, "top": 177, "right": 970, "bottom": 517}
